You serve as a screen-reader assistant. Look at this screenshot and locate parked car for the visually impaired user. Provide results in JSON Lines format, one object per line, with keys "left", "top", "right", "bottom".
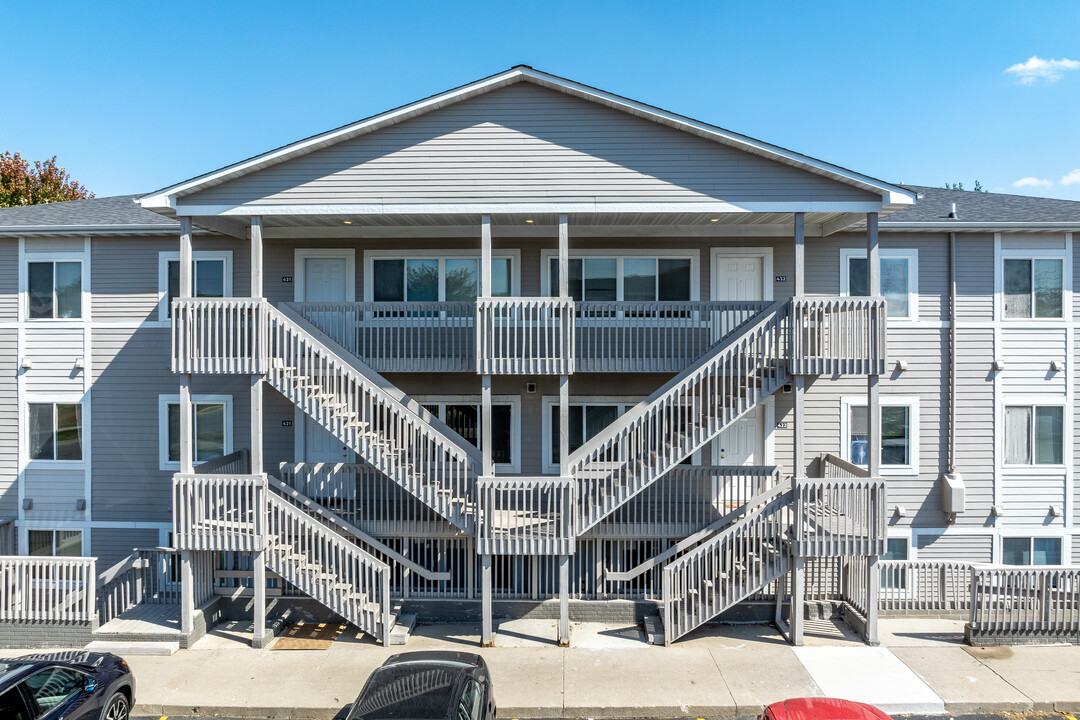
{"left": 344, "top": 651, "right": 495, "bottom": 720}
{"left": 0, "top": 651, "right": 135, "bottom": 720}
{"left": 760, "top": 698, "right": 891, "bottom": 720}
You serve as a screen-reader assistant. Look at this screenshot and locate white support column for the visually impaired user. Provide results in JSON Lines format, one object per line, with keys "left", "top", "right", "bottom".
{"left": 793, "top": 215, "right": 806, "bottom": 477}
{"left": 179, "top": 380, "right": 194, "bottom": 474}
{"left": 180, "top": 550, "right": 194, "bottom": 635}
{"left": 252, "top": 549, "right": 267, "bottom": 647}
{"left": 481, "top": 554, "right": 493, "bottom": 646}
{"left": 178, "top": 216, "right": 195, "bottom": 636}
{"left": 250, "top": 216, "right": 263, "bottom": 299}
{"left": 558, "top": 215, "right": 570, "bottom": 475}
{"left": 865, "top": 555, "right": 880, "bottom": 645}
{"left": 866, "top": 212, "right": 881, "bottom": 478}
{"left": 179, "top": 217, "right": 193, "bottom": 297}
{"left": 793, "top": 212, "right": 805, "bottom": 296}
{"left": 790, "top": 555, "right": 805, "bottom": 645}
{"left": 558, "top": 554, "right": 570, "bottom": 646}
{"left": 251, "top": 377, "right": 263, "bottom": 475}
{"left": 481, "top": 216, "right": 493, "bottom": 476}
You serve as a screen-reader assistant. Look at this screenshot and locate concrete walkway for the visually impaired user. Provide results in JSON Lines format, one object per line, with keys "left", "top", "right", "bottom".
{"left": 4, "top": 618, "right": 1079, "bottom": 718}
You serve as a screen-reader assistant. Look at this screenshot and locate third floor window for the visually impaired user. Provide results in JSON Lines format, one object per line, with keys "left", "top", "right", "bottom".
{"left": 1004, "top": 258, "right": 1062, "bottom": 319}
{"left": 27, "top": 260, "right": 81, "bottom": 319}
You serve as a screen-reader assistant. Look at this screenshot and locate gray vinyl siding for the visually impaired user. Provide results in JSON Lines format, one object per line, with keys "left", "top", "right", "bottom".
{"left": 23, "top": 468, "right": 85, "bottom": 521}
{"left": 0, "top": 331, "right": 17, "bottom": 520}
{"left": 22, "top": 326, "right": 84, "bottom": 393}
{"left": 182, "top": 83, "right": 878, "bottom": 209}
{"left": 999, "top": 327, "right": 1067, "bottom": 394}
{"left": 916, "top": 533, "right": 993, "bottom": 563}
{"left": 1073, "top": 534, "right": 1080, "bottom": 563}
{"left": 0, "top": 239, "right": 16, "bottom": 320}
{"left": 953, "top": 328, "right": 995, "bottom": 525}
{"left": 955, "top": 234, "right": 995, "bottom": 321}
{"left": 91, "top": 527, "right": 162, "bottom": 571}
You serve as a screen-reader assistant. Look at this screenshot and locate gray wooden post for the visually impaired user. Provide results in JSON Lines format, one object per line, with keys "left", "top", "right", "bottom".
{"left": 180, "top": 551, "right": 194, "bottom": 636}
{"left": 480, "top": 216, "right": 494, "bottom": 477}
{"left": 179, "top": 217, "right": 193, "bottom": 297}
{"left": 481, "top": 554, "right": 493, "bottom": 646}
{"left": 866, "top": 212, "right": 880, "bottom": 478}
{"left": 250, "top": 216, "right": 263, "bottom": 299}
{"left": 178, "top": 217, "right": 195, "bottom": 636}
{"left": 789, "top": 213, "right": 806, "bottom": 644}
{"left": 791, "top": 555, "right": 805, "bottom": 645}
{"left": 865, "top": 555, "right": 880, "bottom": 644}
{"left": 558, "top": 554, "right": 570, "bottom": 646}
{"left": 252, "top": 550, "right": 267, "bottom": 647}
{"left": 558, "top": 215, "right": 570, "bottom": 475}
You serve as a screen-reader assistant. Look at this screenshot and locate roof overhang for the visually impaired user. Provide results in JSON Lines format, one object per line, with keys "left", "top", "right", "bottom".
{"left": 140, "top": 66, "right": 915, "bottom": 216}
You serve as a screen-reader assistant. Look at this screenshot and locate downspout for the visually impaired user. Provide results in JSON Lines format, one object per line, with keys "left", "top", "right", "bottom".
{"left": 942, "top": 231, "right": 964, "bottom": 521}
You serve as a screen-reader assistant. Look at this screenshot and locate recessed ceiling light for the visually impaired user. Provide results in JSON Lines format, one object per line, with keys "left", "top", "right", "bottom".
{"left": 525, "top": 219, "right": 534, "bottom": 224}
{"left": 343, "top": 220, "right": 352, "bottom": 224}
{"left": 710, "top": 218, "right": 719, "bottom": 222}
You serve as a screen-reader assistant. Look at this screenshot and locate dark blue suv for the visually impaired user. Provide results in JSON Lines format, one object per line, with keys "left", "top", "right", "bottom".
{"left": 0, "top": 651, "right": 135, "bottom": 720}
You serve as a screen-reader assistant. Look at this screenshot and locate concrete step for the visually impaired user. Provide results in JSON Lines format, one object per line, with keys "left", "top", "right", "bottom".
{"left": 85, "top": 640, "right": 179, "bottom": 656}
{"left": 389, "top": 612, "right": 416, "bottom": 645}
{"left": 642, "top": 615, "right": 664, "bottom": 645}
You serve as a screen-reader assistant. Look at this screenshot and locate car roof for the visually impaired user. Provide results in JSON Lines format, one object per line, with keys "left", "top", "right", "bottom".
{"left": 0, "top": 652, "right": 109, "bottom": 687}
{"left": 351, "top": 652, "right": 487, "bottom": 720}
{"left": 767, "top": 697, "right": 891, "bottom": 720}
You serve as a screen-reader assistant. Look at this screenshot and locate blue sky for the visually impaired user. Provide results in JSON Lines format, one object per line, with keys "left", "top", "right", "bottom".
{"left": 3, "top": 1, "right": 1079, "bottom": 200}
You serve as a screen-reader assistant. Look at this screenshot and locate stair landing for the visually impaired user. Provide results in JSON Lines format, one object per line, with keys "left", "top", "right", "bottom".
{"left": 89, "top": 602, "right": 182, "bottom": 655}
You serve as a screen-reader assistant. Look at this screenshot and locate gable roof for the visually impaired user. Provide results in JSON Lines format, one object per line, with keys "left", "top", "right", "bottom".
{"left": 880, "top": 185, "right": 1080, "bottom": 229}
{"left": 0, "top": 195, "right": 179, "bottom": 236}
{"left": 139, "top": 66, "right": 914, "bottom": 213}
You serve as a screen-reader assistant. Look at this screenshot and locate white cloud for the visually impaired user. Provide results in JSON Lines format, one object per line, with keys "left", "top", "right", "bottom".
{"left": 1005, "top": 55, "right": 1080, "bottom": 84}
{"left": 1060, "top": 169, "right": 1080, "bottom": 186}
{"left": 1013, "top": 177, "right": 1054, "bottom": 188}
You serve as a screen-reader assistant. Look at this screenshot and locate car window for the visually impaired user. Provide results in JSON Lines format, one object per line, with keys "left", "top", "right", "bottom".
{"left": 0, "top": 688, "right": 31, "bottom": 720}
{"left": 458, "top": 680, "right": 483, "bottom": 720}
{"left": 23, "top": 666, "right": 84, "bottom": 716}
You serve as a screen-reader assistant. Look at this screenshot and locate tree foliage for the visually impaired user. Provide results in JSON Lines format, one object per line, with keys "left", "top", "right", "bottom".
{"left": 0, "top": 152, "right": 94, "bottom": 207}
{"left": 943, "top": 180, "right": 987, "bottom": 192}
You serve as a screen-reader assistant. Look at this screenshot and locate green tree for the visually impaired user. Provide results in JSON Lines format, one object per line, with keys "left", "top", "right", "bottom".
{"left": 943, "top": 180, "right": 987, "bottom": 192}
{"left": 0, "top": 152, "right": 94, "bottom": 207}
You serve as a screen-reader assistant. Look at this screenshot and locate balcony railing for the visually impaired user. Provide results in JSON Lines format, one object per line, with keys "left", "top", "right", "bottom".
{"left": 476, "top": 477, "right": 575, "bottom": 555}
{"left": 173, "top": 473, "right": 267, "bottom": 551}
{"left": 968, "top": 565, "right": 1080, "bottom": 640}
{"left": 794, "top": 478, "right": 887, "bottom": 558}
{"left": 477, "top": 297, "right": 575, "bottom": 375}
{"left": 172, "top": 298, "right": 266, "bottom": 374}
{"left": 790, "top": 297, "right": 886, "bottom": 376}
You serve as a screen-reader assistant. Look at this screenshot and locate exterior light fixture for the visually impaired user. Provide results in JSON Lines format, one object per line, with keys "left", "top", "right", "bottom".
{"left": 525, "top": 219, "right": 534, "bottom": 224}
{"left": 343, "top": 220, "right": 352, "bottom": 224}
{"left": 710, "top": 218, "right": 719, "bottom": 222}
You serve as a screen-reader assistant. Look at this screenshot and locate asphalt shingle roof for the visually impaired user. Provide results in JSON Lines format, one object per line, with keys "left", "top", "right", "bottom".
{"left": 0, "top": 194, "right": 176, "bottom": 228}
{"left": 885, "top": 185, "right": 1080, "bottom": 224}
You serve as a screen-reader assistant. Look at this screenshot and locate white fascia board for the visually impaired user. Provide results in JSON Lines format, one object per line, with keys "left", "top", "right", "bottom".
{"left": 880, "top": 221, "right": 1080, "bottom": 230}
{"left": 0, "top": 224, "right": 180, "bottom": 233}
{"left": 141, "top": 66, "right": 914, "bottom": 212}
{"left": 176, "top": 200, "right": 889, "bottom": 217}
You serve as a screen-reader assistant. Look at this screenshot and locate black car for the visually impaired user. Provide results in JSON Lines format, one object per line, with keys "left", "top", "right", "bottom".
{"left": 345, "top": 651, "right": 495, "bottom": 720}
{"left": 0, "top": 651, "right": 135, "bottom": 720}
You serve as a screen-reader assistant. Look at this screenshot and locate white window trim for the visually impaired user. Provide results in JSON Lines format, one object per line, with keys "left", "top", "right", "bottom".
{"left": 839, "top": 248, "right": 919, "bottom": 323}
{"left": 158, "top": 394, "right": 234, "bottom": 471}
{"left": 363, "top": 249, "right": 521, "bottom": 301}
{"left": 995, "top": 236, "right": 1072, "bottom": 324}
{"left": 539, "top": 248, "right": 700, "bottom": 301}
{"left": 158, "top": 251, "right": 234, "bottom": 321}
{"left": 1000, "top": 534, "right": 1065, "bottom": 566}
{"left": 25, "top": 527, "right": 86, "bottom": 557}
{"left": 414, "top": 395, "right": 520, "bottom": 474}
{"left": 294, "top": 248, "right": 356, "bottom": 302}
{"left": 23, "top": 396, "right": 87, "bottom": 468}
{"left": 1002, "top": 401, "right": 1067, "bottom": 468}
{"left": 840, "top": 395, "right": 920, "bottom": 476}
{"left": 21, "top": 254, "right": 86, "bottom": 322}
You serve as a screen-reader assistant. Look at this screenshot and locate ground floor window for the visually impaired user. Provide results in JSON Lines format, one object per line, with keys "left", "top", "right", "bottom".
{"left": 419, "top": 398, "right": 519, "bottom": 473}
{"left": 1002, "top": 536, "right": 1062, "bottom": 566}
{"left": 841, "top": 396, "right": 919, "bottom": 475}
{"left": 28, "top": 529, "right": 82, "bottom": 557}
{"left": 881, "top": 537, "right": 910, "bottom": 589}
{"left": 159, "top": 394, "right": 232, "bottom": 469}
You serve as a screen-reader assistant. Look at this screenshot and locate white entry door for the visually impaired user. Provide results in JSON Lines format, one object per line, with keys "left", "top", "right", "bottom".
{"left": 716, "top": 407, "right": 761, "bottom": 466}
{"left": 713, "top": 255, "right": 764, "bottom": 302}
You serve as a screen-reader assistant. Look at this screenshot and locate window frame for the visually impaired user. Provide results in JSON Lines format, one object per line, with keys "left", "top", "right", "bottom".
{"left": 839, "top": 248, "right": 919, "bottom": 322}
{"left": 1001, "top": 536, "right": 1064, "bottom": 566}
{"left": 414, "top": 396, "right": 520, "bottom": 474}
{"left": 22, "top": 256, "right": 84, "bottom": 322}
{"left": 24, "top": 400, "right": 85, "bottom": 466}
{"left": 363, "top": 249, "right": 521, "bottom": 302}
{"left": 539, "top": 249, "right": 700, "bottom": 303}
{"left": 26, "top": 528, "right": 85, "bottom": 557}
{"left": 1003, "top": 402, "right": 1065, "bottom": 467}
{"left": 158, "top": 394, "right": 234, "bottom": 471}
{"left": 839, "top": 396, "right": 920, "bottom": 476}
{"left": 157, "top": 251, "right": 234, "bottom": 321}
{"left": 1001, "top": 255, "right": 1065, "bottom": 321}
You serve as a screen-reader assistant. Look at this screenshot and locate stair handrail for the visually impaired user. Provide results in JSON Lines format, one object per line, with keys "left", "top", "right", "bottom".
{"left": 606, "top": 472, "right": 789, "bottom": 582}
{"left": 266, "top": 474, "right": 451, "bottom": 581}
{"left": 566, "top": 298, "right": 789, "bottom": 470}
{"left": 268, "top": 302, "right": 483, "bottom": 469}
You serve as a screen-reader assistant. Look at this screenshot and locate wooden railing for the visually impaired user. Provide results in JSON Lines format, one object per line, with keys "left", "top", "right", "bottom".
{"left": 819, "top": 453, "right": 870, "bottom": 479}
{"left": 476, "top": 297, "right": 574, "bottom": 375}
{"left": 574, "top": 301, "right": 769, "bottom": 373}
{"left": 173, "top": 473, "right": 267, "bottom": 551}
{"left": 289, "top": 302, "right": 476, "bottom": 373}
{"left": 794, "top": 478, "right": 887, "bottom": 558}
{"left": 968, "top": 565, "right": 1080, "bottom": 640}
{"left": 266, "top": 490, "right": 392, "bottom": 645}
{"left": 879, "top": 560, "right": 972, "bottom": 614}
{"left": 663, "top": 489, "right": 791, "bottom": 645}
{"left": 194, "top": 449, "right": 251, "bottom": 475}
{"left": 172, "top": 298, "right": 267, "bottom": 374}
{"left": 476, "top": 477, "right": 575, "bottom": 555}
{"left": 0, "top": 556, "right": 97, "bottom": 623}
{"left": 790, "top": 297, "right": 886, "bottom": 376}
{"left": 96, "top": 547, "right": 214, "bottom": 625}
{"left": 569, "top": 299, "right": 790, "bottom": 534}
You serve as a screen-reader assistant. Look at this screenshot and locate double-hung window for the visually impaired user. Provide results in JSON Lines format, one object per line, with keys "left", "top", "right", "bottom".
{"left": 842, "top": 397, "right": 919, "bottom": 474}
{"left": 1003, "top": 258, "right": 1063, "bottom": 319}
{"left": 27, "top": 260, "right": 82, "bottom": 319}
{"left": 158, "top": 252, "right": 232, "bottom": 320}
{"left": 1004, "top": 405, "right": 1063, "bottom": 465}
{"left": 840, "top": 249, "right": 918, "bottom": 320}
{"left": 546, "top": 256, "right": 693, "bottom": 302}
{"left": 1003, "top": 537, "right": 1062, "bottom": 566}
{"left": 420, "top": 399, "right": 518, "bottom": 473}
{"left": 159, "top": 395, "right": 232, "bottom": 469}
{"left": 371, "top": 257, "right": 513, "bottom": 302}
{"left": 28, "top": 403, "right": 83, "bottom": 461}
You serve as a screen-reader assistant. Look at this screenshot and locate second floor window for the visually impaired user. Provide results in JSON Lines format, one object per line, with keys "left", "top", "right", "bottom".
{"left": 1004, "top": 405, "right": 1063, "bottom": 465}
{"left": 1004, "top": 258, "right": 1062, "bottom": 319}
{"left": 27, "top": 261, "right": 81, "bottom": 319}
{"left": 159, "top": 252, "right": 232, "bottom": 320}
{"left": 844, "top": 398, "right": 918, "bottom": 473}
{"left": 373, "top": 257, "right": 511, "bottom": 302}
{"left": 161, "top": 395, "right": 231, "bottom": 468}
{"left": 548, "top": 257, "right": 692, "bottom": 302}
{"left": 28, "top": 403, "right": 83, "bottom": 461}
{"left": 841, "top": 249, "right": 917, "bottom": 320}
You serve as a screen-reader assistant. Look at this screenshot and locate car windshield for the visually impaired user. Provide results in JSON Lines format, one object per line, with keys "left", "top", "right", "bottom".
{"left": 351, "top": 666, "right": 461, "bottom": 720}
{"left": 0, "top": 661, "right": 32, "bottom": 686}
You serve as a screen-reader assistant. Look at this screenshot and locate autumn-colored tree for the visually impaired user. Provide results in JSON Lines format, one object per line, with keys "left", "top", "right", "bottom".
{"left": 0, "top": 152, "right": 94, "bottom": 207}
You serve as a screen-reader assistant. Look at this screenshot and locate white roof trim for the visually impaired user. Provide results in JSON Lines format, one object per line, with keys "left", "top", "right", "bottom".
{"left": 141, "top": 66, "right": 915, "bottom": 213}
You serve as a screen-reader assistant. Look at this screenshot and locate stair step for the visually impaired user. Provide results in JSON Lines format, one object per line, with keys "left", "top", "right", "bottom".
{"left": 642, "top": 615, "right": 664, "bottom": 646}
{"left": 85, "top": 640, "right": 179, "bottom": 656}
{"left": 389, "top": 613, "right": 416, "bottom": 645}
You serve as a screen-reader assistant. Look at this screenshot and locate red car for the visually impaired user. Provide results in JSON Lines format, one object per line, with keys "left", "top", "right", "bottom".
{"left": 760, "top": 698, "right": 892, "bottom": 720}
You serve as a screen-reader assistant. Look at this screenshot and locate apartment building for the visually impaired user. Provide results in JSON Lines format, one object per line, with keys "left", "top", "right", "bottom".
{"left": 1, "top": 66, "right": 1078, "bottom": 648}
